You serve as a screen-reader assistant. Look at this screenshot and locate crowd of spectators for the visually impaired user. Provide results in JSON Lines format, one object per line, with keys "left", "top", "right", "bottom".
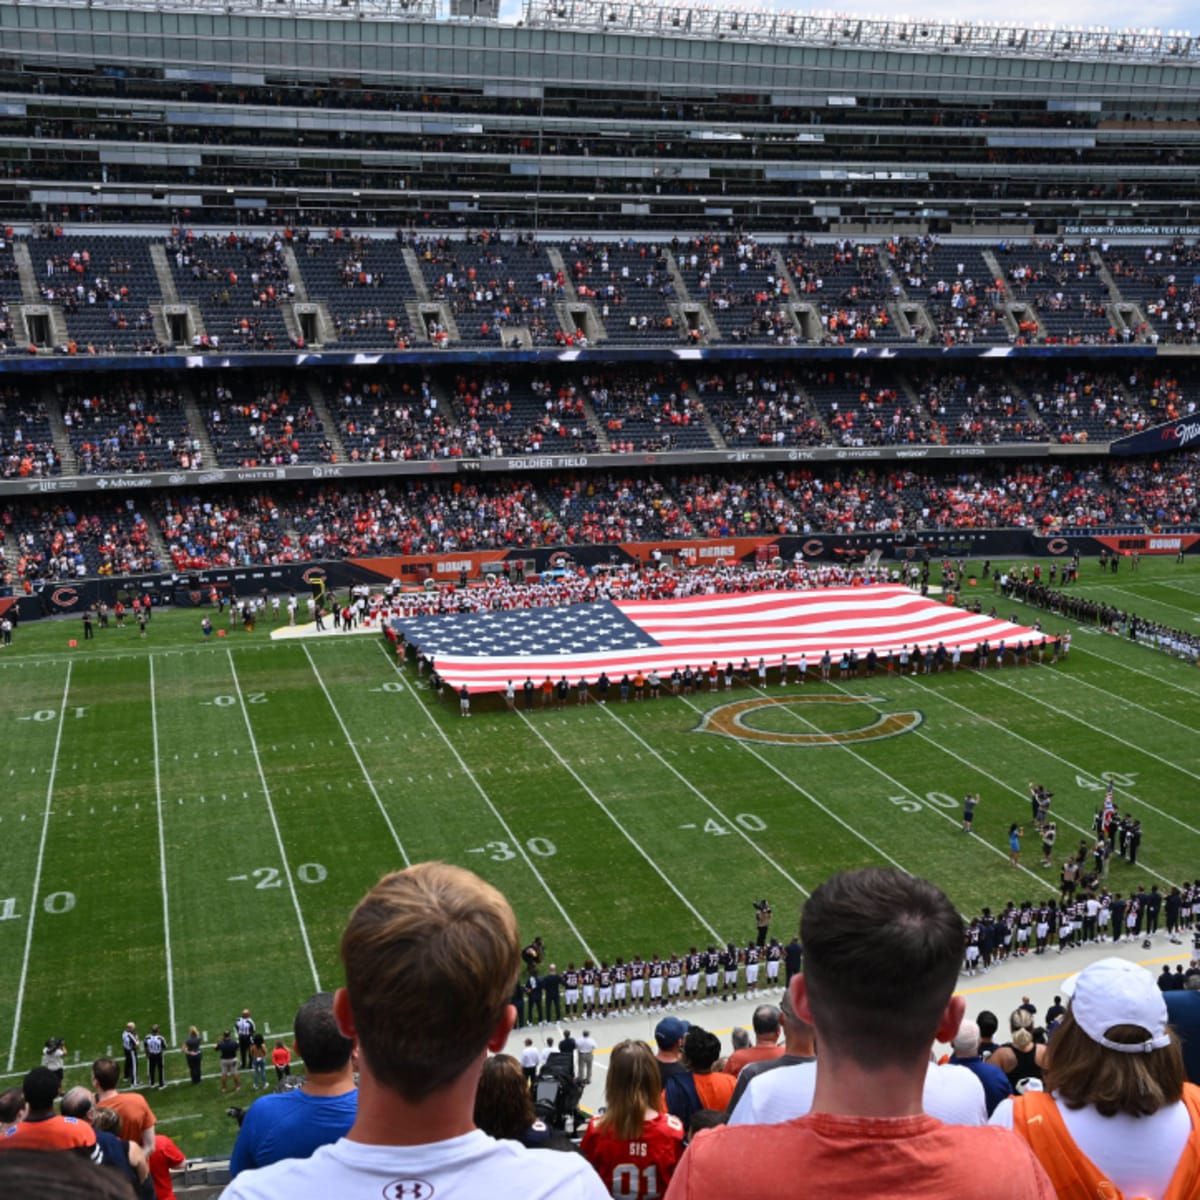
{"left": 59, "top": 380, "right": 199, "bottom": 473}
{"left": 6, "top": 501, "right": 159, "bottom": 580}
{"left": 203, "top": 379, "right": 335, "bottom": 468}
{"left": 3, "top": 454, "right": 1197, "bottom": 581}
{"left": 0, "top": 392, "right": 59, "bottom": 477}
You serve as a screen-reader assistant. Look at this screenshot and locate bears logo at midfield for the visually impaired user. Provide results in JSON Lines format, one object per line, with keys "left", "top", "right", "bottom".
{"left": 697, "top": 694, "right": 922, "bottom": 747}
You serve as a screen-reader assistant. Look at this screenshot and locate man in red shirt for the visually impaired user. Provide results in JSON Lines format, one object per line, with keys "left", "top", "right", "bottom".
{"left": 0, "top": 1067, "right": 97, "bottom": 1157}
{"left": 723, "top": 1005, "right": 785, "bottom": 1078}
{"left": 665, "top": 868, "right": 1054, "bottom": 1200}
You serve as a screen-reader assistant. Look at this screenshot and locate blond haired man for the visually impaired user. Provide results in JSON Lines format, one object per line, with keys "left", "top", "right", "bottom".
{"left": 222, "top": 862, "right": 606, "bottom": 1200}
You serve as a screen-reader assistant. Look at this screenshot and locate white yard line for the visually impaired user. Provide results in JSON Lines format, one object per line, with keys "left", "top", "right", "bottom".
{"left": 895, "top": 676, "right": 1177, "bottom": 890}
{"left": 1069, "top": 642, "right": 1200, "bottom": 698}
{"left": 7, "top": 663, "right": 72, "bottom": 1072}
{"left": 674, "top": 693, "right": 916, "bottom": 880}
{"left": 1033, "top": 664, "right": 1200, "bottom": 738}
{"left": 739, "top": 684, "right": 1051, "bottom": 895}
{"left": 595, "top": 704, "right": 810, "bottom": 897}
{"left": 302, "top": 645, "right": 410, "bottom": 867}
{"left": 149, "top": 656, "right": 178, "bottom": 1045}
{"left": 1099, "top": 588, "right": 1200, "bottom": 624}
{"left": 374, "top": 643, "right": 598, "bottom": 960}
{"left": 515, "top": 707, "right": 726, "bottom": 944}
{"left": 965, "top": 671, "right": 1200, "bottom": 839}
{"left": 226, "top": 649, "right": 321, "bottom": 993}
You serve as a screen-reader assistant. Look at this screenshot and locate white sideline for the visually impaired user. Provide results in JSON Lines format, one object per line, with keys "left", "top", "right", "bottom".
{"left": 7, "top": 664, "right": 72, "bottom": 1072}
{"left": 226, "top": 649, "right": 322, "bottom": 993}
{"left": 150, "top": 656, "right": 179, "bottom": 1045}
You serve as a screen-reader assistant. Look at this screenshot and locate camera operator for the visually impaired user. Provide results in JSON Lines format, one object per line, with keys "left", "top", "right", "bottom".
{"left": 40, "top": 1038, "right": 67, "bottom": 1092}
{"left": 755, "top": 900, "right": 772, "bottom": 948}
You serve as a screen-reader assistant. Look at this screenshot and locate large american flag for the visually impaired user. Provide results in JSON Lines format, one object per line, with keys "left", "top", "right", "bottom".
{"left": 393, "top": 585, "right": 1047, "bottom": 694}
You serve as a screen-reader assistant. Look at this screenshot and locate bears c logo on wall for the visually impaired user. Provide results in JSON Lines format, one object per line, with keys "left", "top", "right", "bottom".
{"left": 697, "top": 694, "right": 922, "bottom": 746}
{"left": 51, "top": 587, "right": 79, "bottom": 609}
{"left": 1046, "top": 538, "right": 1069, "bottom": 556}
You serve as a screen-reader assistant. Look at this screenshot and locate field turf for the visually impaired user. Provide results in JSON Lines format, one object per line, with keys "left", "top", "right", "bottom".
{"left": 1, "top": 555, "right": 1198, "bottom": 1155}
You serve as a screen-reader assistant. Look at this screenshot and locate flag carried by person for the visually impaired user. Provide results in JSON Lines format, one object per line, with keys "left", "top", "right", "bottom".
{"left": 1102, "top": 777, "right": 1116, "bottom": 832}
{"left": 394, "top": 584, "right": 1047, "bottom": 694}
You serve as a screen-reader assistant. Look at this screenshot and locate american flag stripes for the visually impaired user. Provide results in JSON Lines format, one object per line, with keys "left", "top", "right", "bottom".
{"left": 394, "top": 585, "right": 1046, "bottom": 694}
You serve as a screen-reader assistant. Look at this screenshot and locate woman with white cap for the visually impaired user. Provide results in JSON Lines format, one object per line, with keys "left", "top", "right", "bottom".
{"left": 990, "top": 957, "right": 1200, "bottom": 1199}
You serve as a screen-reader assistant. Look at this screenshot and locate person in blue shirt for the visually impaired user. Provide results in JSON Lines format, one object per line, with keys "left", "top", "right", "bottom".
{"left": 948, "top": 1019, "right": 1012, "bottom": 1117}
{"left": 229, "top": 992, "right": 358, "bottom": 1177}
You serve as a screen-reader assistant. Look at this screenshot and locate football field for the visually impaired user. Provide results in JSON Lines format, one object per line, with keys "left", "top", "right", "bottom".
{"left": 1, "top": 557, "right": 1199, "bottom": 1154}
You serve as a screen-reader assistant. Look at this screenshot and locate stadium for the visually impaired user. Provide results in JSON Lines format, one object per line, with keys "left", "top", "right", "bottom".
{"left": 1, "top": 0, "right": 1200, "bottom": 1189}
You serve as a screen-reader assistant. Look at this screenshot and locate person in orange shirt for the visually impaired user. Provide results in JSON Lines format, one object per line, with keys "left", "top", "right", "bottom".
{"left": 0, "top": 1067, "right": 96, "bottom": 1154}
{"left": 663, "top": 1028, "right": 735, "bottom": 1129}
{"left": 92, "top": 1057, "right": 155, "bottom": 1154}
{"left": 271, "top": 1041, "right": 292, "bottom": 1084}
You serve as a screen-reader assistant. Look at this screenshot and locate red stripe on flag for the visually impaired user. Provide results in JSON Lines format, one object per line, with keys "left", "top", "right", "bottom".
{"left": 426, "top": 585, "right": 1046, "bottom": 693}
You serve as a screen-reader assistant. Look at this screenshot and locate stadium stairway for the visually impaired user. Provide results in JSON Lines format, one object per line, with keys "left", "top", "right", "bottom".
{"left": 1090, "top": 249, "right": 1147, "bottom": 342}
{"left": 663, "top": 249, "right": 720, "bottom": 343}
{"left": 180, "top": 386, "right": 218, "bottom": 468}
{"left": 401, "top": 246, "right": 431, "bottom": 303}
{"left": 770, "top": 250, "right": 820, "bottom": 343}
{"left": 982, "top": 248, "right": 1045, "bottom": 342}
{"left": 303, "top": 377, "right": 346, "bottom": 463}
{"left": 12, "top": 241, "right": 41, "bottom": 304}
{"left": 41, "top": 388, "right": 77, "bottom": 475}
{"left": 547, "top": 246, "right": 609, "bottom": 344}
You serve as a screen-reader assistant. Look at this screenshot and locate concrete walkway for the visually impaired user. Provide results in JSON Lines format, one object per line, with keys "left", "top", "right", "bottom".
{"left": 501, "top": 933, "right": 1192, "bottom": 1113}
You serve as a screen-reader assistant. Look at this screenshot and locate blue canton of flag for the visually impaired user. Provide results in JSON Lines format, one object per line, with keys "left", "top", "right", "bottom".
{"left": 398, "top": 602, "right": 661, "bottom": 662}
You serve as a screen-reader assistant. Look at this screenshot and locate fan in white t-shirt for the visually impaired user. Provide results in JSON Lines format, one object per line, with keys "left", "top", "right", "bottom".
{"left": 221, "top": 863, "right": 607, "bottom": 1200}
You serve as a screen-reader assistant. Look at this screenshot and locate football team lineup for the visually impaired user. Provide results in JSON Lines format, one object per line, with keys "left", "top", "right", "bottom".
{"left": 0, "top": 561, "right": 1198, "bottom": 1153}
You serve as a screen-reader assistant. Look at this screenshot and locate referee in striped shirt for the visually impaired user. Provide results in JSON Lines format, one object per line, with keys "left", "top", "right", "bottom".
{"left": 236, "top": 1010, "right": 256, "bottom": 1069}
{"left": 145, "top": 1025, "right": 166, "bottom": 1089}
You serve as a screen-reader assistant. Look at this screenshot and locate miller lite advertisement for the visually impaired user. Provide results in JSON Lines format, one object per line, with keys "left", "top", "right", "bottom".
{"left": 1109, "top": 415, "right": 1200, "bottom": 457}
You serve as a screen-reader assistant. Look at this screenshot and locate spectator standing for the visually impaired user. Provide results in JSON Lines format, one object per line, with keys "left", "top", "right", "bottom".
{"left": 994, "top": 957, "right": 1200, "bottom": 1198}
{"left": 1166, "top": 975, "right": 1200, "bottom": 1085}
{"left": 723, "top": 1006, "right": 785, "bottom": 1078}
{"left": 92, "top": 1057, "right": 156, "bottom": 1154}
{"left": 726, "top": 988, "right": 816, "bottom": 1117}
{"left": 663, "top": 1028, "right": 735, "bottom": 1128}
{"left": 664, "top": 867, "right": 1052, "bottom": 1200}
{"left": 271, "top": 1043, "right": 292, "bottom": 1084}
{"left": 653, "top": 1017, "right": 690, "bottom": 1084}
{"left": 582, "top": 1041, "right": 685, "bottom": 1198}
{"left": 149, "top": 1132, "right": 186, "bottom": 1200}
{"left": 220, "top": 861, "right": 607, "bottom": 1199}
{"left": 948, "top": 1020, "right": 1012, "bottom": 1116}
{"left": 0, "top": 1068, "right": 95, "bottom": 1154}
{"left": 216, "top": 1033, "right": 240, "bottom": 1094}
{"left": 249, "top": 1037, "right": 267, "bottom": 1090}
{"left": 229, "top": 992, "right": 357, "bottom": 1178}
{"left": 576, "top": 1031, "right": 597, "bottom": 1087}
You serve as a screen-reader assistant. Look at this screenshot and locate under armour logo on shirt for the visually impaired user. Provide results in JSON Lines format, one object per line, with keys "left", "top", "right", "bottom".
{"left": 382, "top": 1181, "right": 435, "bottom": 1199}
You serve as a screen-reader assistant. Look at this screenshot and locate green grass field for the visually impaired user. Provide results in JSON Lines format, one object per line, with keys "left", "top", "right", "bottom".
{"left": 2, "top": 555, "right": 1199, "bottom": 1155}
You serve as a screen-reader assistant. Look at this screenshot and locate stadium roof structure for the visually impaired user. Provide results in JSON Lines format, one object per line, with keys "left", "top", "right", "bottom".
{"left": 29, "top": 0, "right": 441, "bottom": 17}
{"left": 522, "top": 0, "right": 1200, "bottom": 63}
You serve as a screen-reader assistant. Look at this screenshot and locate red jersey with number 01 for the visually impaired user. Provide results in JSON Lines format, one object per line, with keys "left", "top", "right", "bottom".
{"left": 581, "top": 1111, "right": 685, "bottom": 1198}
